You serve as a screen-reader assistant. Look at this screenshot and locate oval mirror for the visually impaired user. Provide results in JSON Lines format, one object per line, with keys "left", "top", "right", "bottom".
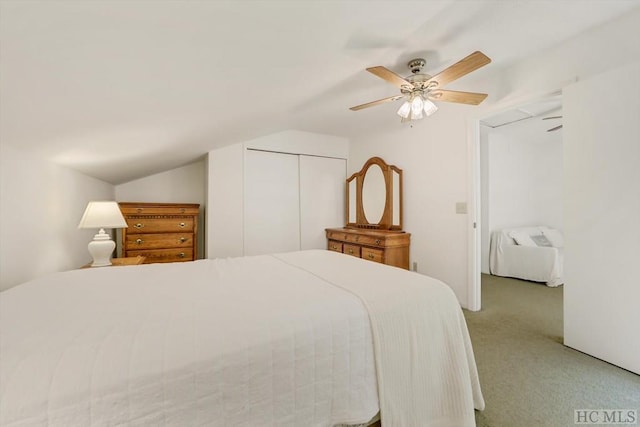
{"left": 362, "top": 164, "right": 386, "bottom": 224}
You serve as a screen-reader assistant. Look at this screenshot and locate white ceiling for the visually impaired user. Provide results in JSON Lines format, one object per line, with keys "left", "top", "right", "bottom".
{"left": 481, "top": 95, "right": 563, "bottom": 128}
{"left": 1, "top": 0, "right": 638, "bottom": 184}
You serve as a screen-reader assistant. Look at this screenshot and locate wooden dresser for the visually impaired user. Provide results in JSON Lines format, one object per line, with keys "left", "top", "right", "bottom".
{"left": 326, "top": 227, "right": 410, "bottom": 270}
{"left": 119, "top": 202, "right": 199, "bottom": 263}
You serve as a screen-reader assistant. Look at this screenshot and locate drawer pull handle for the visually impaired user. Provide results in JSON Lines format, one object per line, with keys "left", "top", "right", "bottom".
{"left": 134, "top": 223, "right": 144, "bottom": 229}
{"left": 179, "top": 222, "right": 186, "bottom": 228}
{"left": 332, "top": 245, "right": 337, "bottom": 250}
{"left": 180, "top": 237, "right": 187, "bottom": 243}
{"left": 136, "top": 238, "right": 144, "bottom": 245}
{"left": 179, "top": 252, "right": 186, "bottom": 258}
{"left": 348, "top": 249, "right": 353, "bottom": 254}
{"left": 344, "top": 234, "right": 348, "bottom": 240}
{"left": 368, "top": 253, "right": 375, "bottom": 259}
{"left": 375, "top": 239, "right": 381, "bottom": 245}
{"left": 355, "top": 236, "right": 359, "bottom": 242}
{"left": 136, "top": 208, "right": 143, "bottom": 213}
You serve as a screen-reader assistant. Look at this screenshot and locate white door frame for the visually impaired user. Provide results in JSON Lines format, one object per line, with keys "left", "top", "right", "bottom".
{"left": 466, "top": 119, "right": 482, "bottom": 311}
{"left": 466, "top": 90, "right": 563, "bottom": 312}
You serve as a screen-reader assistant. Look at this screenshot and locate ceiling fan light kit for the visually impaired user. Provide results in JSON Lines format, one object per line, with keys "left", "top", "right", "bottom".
{"left": 351, "top": 51, "right": 491, "bottom": 123}
{"left": 396, "top": 94, "right": 438, "bottom": 120}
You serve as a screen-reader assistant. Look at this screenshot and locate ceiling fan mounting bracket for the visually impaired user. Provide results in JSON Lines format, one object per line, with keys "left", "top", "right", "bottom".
{"left": 407, "top": 58, "right": 426, "bottom": 74}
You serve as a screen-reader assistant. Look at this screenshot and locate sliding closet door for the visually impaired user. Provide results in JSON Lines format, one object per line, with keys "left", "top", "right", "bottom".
{"left": 299, "top": 156, "right": 346, "bottom": 250}
{"left": 244, "top": 150, "right": 300, "bottom": 256}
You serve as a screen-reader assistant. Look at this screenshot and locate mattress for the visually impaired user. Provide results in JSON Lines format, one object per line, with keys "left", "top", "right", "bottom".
{"left": 1, "top": 250, "right": 483, "bottom": 426}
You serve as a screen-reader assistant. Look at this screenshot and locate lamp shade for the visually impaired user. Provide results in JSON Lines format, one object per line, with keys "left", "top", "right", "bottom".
{"left": 78, "top": 201, "right": 128, "bottom": 229}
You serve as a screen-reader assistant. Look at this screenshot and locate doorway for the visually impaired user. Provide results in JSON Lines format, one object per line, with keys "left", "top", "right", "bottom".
{"left": 468, "top": 94, "right": 563, "bottom": 310}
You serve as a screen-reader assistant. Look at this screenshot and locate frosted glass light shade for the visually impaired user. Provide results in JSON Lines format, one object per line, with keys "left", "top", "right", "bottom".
{"left": 423, "top": 99, "right": 438, "bottom": 116}
{"left": 396, "top": 101, "right": 411, "bottom": 118}
{"left": 78, "top": 201, "right": 127, "bottom": 267}
{"left": 410, "top": 96, "right": 424, "bottom": 116}
{"left": 398, "top": 95, "right": 438, "bottom": 122}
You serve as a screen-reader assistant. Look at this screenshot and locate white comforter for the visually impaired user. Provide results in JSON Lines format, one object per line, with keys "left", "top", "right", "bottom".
{"left": 1, "top": 250, "right": 483, "bottom": 426}
{"left": 277, "top": 251, "right": 484, "bottom": 427}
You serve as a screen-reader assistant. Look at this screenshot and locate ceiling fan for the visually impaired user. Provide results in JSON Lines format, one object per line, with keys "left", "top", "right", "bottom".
{"left": 350, "top": 51, "right": 491, "bottom": 122}
{"left": 543, "top": 116, "right": 563, "bottom": 132}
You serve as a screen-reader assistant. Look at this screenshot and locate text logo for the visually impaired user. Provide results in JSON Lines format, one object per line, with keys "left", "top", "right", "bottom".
{"left": 575, "top": 409, "right": 638, "bottom": 424}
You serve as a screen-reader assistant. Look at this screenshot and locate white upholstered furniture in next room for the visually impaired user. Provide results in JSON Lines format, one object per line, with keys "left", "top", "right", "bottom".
{"left": 489, "top": 226, "right": 564, "bottom": 287}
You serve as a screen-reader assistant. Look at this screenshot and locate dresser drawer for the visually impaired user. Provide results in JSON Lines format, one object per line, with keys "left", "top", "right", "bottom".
{"left": 355, "top": 234, "right": 386, "bottom": 247}
{"left": 125, "top": 233, "right": 193, "bottom": 250}
{"left": 328, "top": 240, "right": 343, "bottom": 252}
{"left": 126, "top": 218, "right": 194, "bottom": 233}
{"left": 326, "top": 230, "right": 385, "bottom": 247}
{"left": 127, "top": 248, "right": 194, "bottom": 263}
{"left": 343, "top": 244, "right": 361, "bottom": 258}
{"left": 361, "top": 247, "right": 384, "bottom": 264}
{"left": 327, "top": 230, "right": 358, "bottom": 243}
{"left": 120, "top": 205, "right": 199, "bottom": 216}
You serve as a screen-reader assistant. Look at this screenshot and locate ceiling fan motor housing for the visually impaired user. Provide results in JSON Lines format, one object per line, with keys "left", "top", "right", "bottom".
{"left": 401, "top": 58, "right": 437, "bottom": 95}
{"left": 403, "top": 73, "right": 434, "bottom": 95}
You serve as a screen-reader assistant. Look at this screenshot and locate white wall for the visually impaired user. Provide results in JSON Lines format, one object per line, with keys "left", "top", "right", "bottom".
{"left": 299, "top": 155, "right": 346, "bottom": 249}
{"left": 350, "top": 8, "right": 640, "bottom": 307}
{"left": 349, "top": 105, "right": 477, "bottom": 305}
{"left": 207, "top": 130, "right": 349, "bottom": 259}
{"left": 488, "top": 116, "right": 564, "bottom": 231}
{"left": 0, "top": 144, "right": 114, "bottom": 290}
{"left": 480, "top": 115, "right": 563, "bottom": 272}
{"left": 207, "top": 144, "right": 244, "bottom": 259}
{"left": 563, "top": 61, "right": 640, "bottom": 375}
{"left": 115, "top": 159, "right": 206, "bottom": 258}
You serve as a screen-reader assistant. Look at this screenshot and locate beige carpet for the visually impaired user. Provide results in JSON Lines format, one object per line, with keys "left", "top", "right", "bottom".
{"left": 464, "top": 274, "right": 640, "bottom": 427}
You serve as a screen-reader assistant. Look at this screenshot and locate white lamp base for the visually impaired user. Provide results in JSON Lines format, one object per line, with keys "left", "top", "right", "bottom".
{"left": 87, "top": 228, "right": 116, "bottom": 267}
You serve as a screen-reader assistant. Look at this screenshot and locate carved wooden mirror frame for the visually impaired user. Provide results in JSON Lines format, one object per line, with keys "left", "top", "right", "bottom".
{"left": 346, "top": 157, "right": 403, "bottom": 230}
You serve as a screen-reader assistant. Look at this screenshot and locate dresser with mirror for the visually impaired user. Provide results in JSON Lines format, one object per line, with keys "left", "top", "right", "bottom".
{"left": 326, "top": 157, "right": 410, "bottom": 269}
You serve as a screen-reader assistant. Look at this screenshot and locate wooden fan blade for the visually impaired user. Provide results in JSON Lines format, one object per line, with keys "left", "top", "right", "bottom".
{"left": 429, "top": 90, "right": 488, "bottom": 105}
{"left": 428, "top": 51, "right": 491, "bottom": 88}
{"left": 350, "top": 95, "right": 404, "bottom": 111}
{"left": 367, "top": 66, "right": 414, "bottom": 90}
{"left": 542, "top": 116, "right": 563, "bottom": 120}
{"left": 547, "top": 125, "right": 563, "bottom": 132}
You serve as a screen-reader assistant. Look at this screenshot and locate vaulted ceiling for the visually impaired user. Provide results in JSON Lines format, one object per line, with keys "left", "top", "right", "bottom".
{"left": 1, "top": 0, "right": 637, "bottom": 183}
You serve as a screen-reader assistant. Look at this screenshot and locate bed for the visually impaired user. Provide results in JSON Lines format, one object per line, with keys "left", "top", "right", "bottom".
{"left": 0, "top": 250, "right": 484, "bottom": 426}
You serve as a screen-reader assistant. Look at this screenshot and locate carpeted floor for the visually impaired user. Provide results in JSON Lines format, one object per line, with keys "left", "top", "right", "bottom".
{"left": 464, "top": 274, "right": 640, "bottom": 427}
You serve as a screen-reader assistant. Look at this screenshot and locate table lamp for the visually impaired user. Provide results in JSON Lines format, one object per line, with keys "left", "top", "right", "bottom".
{"left": 78, "top": 201, "right": 128, "bottom": 267}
